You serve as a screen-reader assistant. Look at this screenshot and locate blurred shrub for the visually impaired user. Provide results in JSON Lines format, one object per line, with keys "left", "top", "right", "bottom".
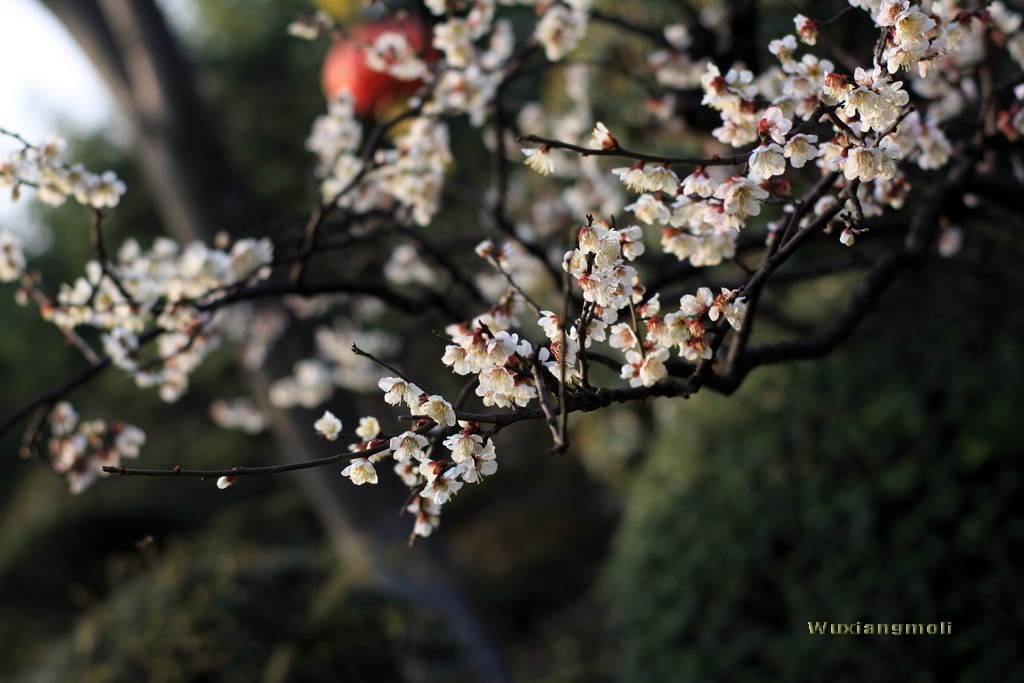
{"left": 602, "top": 314, "right": 1024, "bottom": 682}
{"left": 17, "top": 536, "right": 466, "bottom": 683}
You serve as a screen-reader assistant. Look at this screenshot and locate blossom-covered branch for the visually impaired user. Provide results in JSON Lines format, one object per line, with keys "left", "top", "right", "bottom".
{"left": 4, "top": 0, "right": 1023, "bottom": 541}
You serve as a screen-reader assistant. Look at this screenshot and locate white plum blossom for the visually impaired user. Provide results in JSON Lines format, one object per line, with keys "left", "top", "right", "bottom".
{"left": 270, "top": 359, "right": 334, "bottom": 409}
{"left": 420, "top": 466, "right": 463, "bottom": 504}
{"left": 714, "top": 176, "right": 769, "bottom": 218}
{"left": 45, "top": 401, "right": 144, "bottom": 494}
{"left": 408, "top": 498, "right": 442, "bottom": 537}
{"left": 378, "top": 377, "right": 424, "bottom": 408}
{"left": 713, "top": 119, "right": 758, "bottom": 147}
{"left": 476, "top": 367, "right": 537, "bottom": 408}
{"left": 840, "top": 67, "right": 909, "bottom": 132}
{"left": 0, "top": 231, "right": 26, "bottom": 282}
{"left": 709, "top": 289, "right": 747, "bottom": 330}
{"left": 612, "top": 163, "right": 680, "bottom": 194}
{"left": 621, "top": 347, "right": 670, "bottom": 387}
{"left": 384, "top": 244, "right": 438, "bottom": 287}
{"left": 115, "top": 424, "right": 146, "bottom": 457}
{"left": 391, "top": 431, "right": 429, "bottom": 463}
{"left": 356, "top": 416, "right": 381, "bottom": 440}
{"left": 660, "top": 225, "right": 739, "bottom": 267}
{"left": 701, "top": 63, "right": 758, "bottom": 113}
{"left": 523, "top": 146, "right": 555, "bottom": 175}
{"left": 646, "top": 165, "right": 681, "bottom": 193}
{"left": 620, "top": 225, "right": 645, "bottom": 260}
{"left": 342, "top": 457, "right": 378, "bottom": 485}
{"left": 217, "top": 475, "right": 239, "bottom": 489}
{"left": 823, "top": 72, "right": 851, "bottom": 101}
{"left": 316, "top": 323, "right": 401, "bottom": 393}
{"left": 681, "top": 168, "right": 715, "bottom": 197}
{"left": 443, "top": 431, "right": 484, "bottom": 463}
{"left": 5, "top": 0, "right": 1001, "bottom": 542}
{"left": 749, "top": 143, "right": 786, "bottom": 179}
{"left": 588, "top": 121, "right": 617, "bottom": 150}
{"left": 394, "top": 460, "right": 421, "bottom": 487}
{"left": 794, "top": 14, "right": 818, "bottom": 45}
{"left": 455, "top": 441, "right": 497, "bottom": 483}
{"left": 837, "top": 143, "right": 901, "bottom": 181}
{"left": 421, "top": 395, "right": 457, "bottom": 426}
{"left": 938, "top": 226, "right": 963, "bottom": 258}
{"left": 535, "top": 3, "right": 589, "bottom": 62}
{"left": 625, "top": 194, "right": 671, "bottom": 224}
{"left": 758, "top": 107, "right": 792, "bottom": 144}
{"left": 680, "top": 287, "right": 714, "bottom": 317}
{"left": 608, "top": 322, "right": 640, "bottom": 350}
{"left": 783, "top": 54, "right": 835, "bottom": 104}
{"left": 30, "top": 226, "right": 276, "bottom": 406}
{"left": 537, "top": 311, "right": 564, "bottom": 341}
{"left": 366, "top": 28, "right": 431, "bottom": 80}
{"left": 769, "top": 34, "right": 799, "bottom": 65}
{"left": 0, "top": 132, "right": 128, "bottom": 208}
{"left": 664, "top": 23, "right": 691, "bottom": 49}
{"left": 783, "top": 134, "right": 819, "bottom": 167}
{"left": 914, "top": 122, "right": 952, "bottom": 170}
{"left": 88, "top": 171, "right": 127, "bottom": 208}
{"left": 424, "top": 0, "right": 446, "bottom": 16}
{"left": 443, "top": 328, "right": 531, "bottom": 375}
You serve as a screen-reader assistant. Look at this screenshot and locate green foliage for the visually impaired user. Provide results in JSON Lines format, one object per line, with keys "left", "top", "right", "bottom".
{"left": 601, "top": 314, "right": 1024, "bottom": 682}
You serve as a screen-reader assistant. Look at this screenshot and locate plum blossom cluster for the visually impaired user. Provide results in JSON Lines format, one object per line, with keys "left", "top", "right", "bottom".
{"left": 606, "top": 155, "right": 770, "bottom": 266}
{"left": 308, "top": 376, "right": 498, "bottom": 538}
{"left": 6, "top": 0, "right": 1022, "bottom": 525}
{"left": 321, "top": 211, "right": 749, "bottom": 537}
{"left": 0, "top": 131, "right": 125, "bottom": 208}
{"left": 625, "top": 287, "right": 746, "bottom": 383}
{"left": 613, "top": 287, "right": 746, "bottom": 388}
{"left": 46, "top": 401, "right": 145, "bottom": 494}
{"left": 305, "top": 0, "right": 612, "bottom": 227}
{"left": 0, "top": 129, "right": 282, "bottom": 491}
{"left": 51, "top": 235, "right": 273, "bottom": 401}
{"left": 293, "top": 0, "right": 1024, "bottom": 538}
{"left": 307, "top": 93, "right": 454, "bottom": 226}
{"left": 564, "top": 218, "right": 642, "bottom": 312}
{"left": 443, "top": 324, "right": 537, "bottom": 408}
{"left": 604, "top": 0, "right": 1013, "bottom": 258}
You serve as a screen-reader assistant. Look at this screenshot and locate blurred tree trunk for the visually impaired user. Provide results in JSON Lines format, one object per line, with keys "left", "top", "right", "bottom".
{"left": 35, "top": 1, "right": 507, "bottom": 680}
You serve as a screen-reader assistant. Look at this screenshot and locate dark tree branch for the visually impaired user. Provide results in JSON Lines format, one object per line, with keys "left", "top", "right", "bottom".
{"left": 714, "top": 153, "right": 978, "bottom": 393}
{"left": 517, "top": 133, "right": 748, "bottom": 168}
{"left": 0, "top": 360, "right": 112, "bottom": 438}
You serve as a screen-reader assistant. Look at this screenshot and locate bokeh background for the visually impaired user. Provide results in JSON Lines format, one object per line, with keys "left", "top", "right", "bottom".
{"left": 2, "top": 1, "right": 1022, "bottom": 681}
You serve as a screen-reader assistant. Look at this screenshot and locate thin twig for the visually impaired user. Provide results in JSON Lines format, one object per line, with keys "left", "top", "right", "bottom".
{"left": 530, "top": 360, "right": 565, "bottom": 452}
{"left": 518, "top": 133, "right": 748, "bottom": 168}
{"left": 351, "top": 344, "right": 436, "bottom": 397}
{"left": 485, "top": 254, "right": 543, "bottom": 316}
